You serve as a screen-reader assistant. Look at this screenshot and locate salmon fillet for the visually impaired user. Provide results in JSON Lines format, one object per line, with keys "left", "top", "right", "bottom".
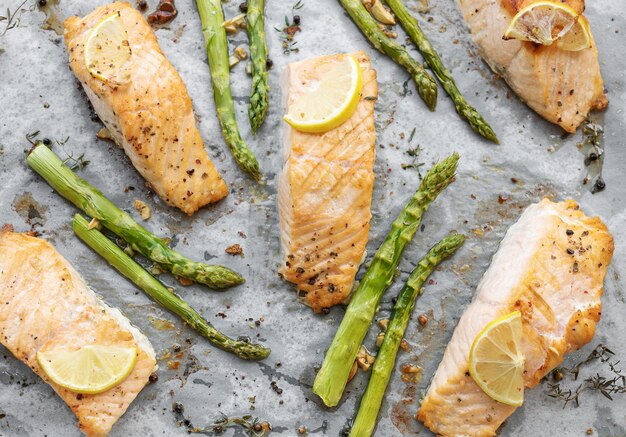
{"left": 64, "top": 2, "right": 228, "bottom": 215}
{"left": 278, "top": 52, "right": 377, "bottom": 313}
{"left": 417, "top": 199, "right": 614, "bottom": 436}
{"left": 458, "top": 0, "right": 607, "bottom": 133}
{"left": 0, "top": 230, "right": 157, "bottom": 437}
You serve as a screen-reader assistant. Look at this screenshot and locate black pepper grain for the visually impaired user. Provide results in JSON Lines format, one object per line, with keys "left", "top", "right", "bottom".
{"left": 42, "top": 138, "right": 51, "bottom": 146}
{"left": 239, "top": 2, "right": 248, "bottom": 12}
{"left": 566, "top": 229, "right": 574, "bottom": 236}
{"left": 266, "top": 58, "right": 274, "bottom": 69}
{"left": 38, "top": 0, "right": 47, "bottom": 6}
{"left": 567, "top": 248, "right": 575, "bottom": 255}
{"left": 293, "top": 15, "right": 301, "bottom": 25}
{"left": 172, "top": 402, "right": 184, "bottom": 414}
{"left": 592, "top": 177, "right": 606, "bottom": 193}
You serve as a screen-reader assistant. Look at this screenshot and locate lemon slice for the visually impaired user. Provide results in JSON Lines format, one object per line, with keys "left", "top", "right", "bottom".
{"left": 469, "top": 311, "right": 525, "bottom": 406}
{"left": 85, "top": 12, "right": 132, "bottom": 83}
{"left": 37, "top": 345, "right": 138, "bottom": 394}
{"left": 283, "top": 55, "right": 363, "bottom": 133}
{"left": 503, "top": 1, "right": 578, "bottom": 46}
{"left": 555, "top": 15, "right": 592, "bottom": 51}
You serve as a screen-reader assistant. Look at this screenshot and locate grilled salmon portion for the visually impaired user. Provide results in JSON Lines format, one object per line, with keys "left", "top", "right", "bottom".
{"left": 0, "top": 230, "right": 157, "bottom": 437}
{"left": 417, "top": 199, "right": 613, "bottom": 436}
{"left": 278, "top": 52, "right": 377, "bottom": 313}
{"left": 458, "top": 0, "right": 607, "bottom": 133}
{"left": 64, "top": 2, "right": 228, "bottom": 215}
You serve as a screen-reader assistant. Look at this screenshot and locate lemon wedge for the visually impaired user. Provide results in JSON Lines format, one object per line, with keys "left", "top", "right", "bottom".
{"left": 283, "top": 55, "right": 363, "bottom": 133}
{"left": 503, "top": 1, "right": 579, "bottom": 47}
{"left": 37, "top": 345, "right": 138, "bottom": 394}
{"left": 469, "top": 311, "right": 525, "bottom": 407}
{"left": 85, "top": 12, "right": 132, "bottom": 83}
{"left": 555, "top": 15, "right": 592, "bottom": 51}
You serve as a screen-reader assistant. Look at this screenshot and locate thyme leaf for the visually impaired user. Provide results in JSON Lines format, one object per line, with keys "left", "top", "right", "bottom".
{"left": 401, "top": 143, "right": 424, "bottom": 179}
{"left": 546, "top": 344, "right": 625, "bottom": 407}
{"left": 62, "top": 152, "right": 90, "bottom": 171}
{"left": 275, "top": 1, "right": 303, "bottom": 54}
{"left": 173, "top": 403, "right": 271, "bottom": 436}
{"left": 1, "top": 0, "right": 30, "bottom": 36}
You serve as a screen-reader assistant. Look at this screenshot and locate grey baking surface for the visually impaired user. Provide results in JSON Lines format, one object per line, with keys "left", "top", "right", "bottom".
{"left": 0, "top": 0, "right": 625, "bottom": 435}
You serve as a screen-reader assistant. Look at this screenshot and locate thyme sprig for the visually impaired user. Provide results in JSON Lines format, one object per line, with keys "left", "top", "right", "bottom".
{"left": 62, "top": 152, "right": 91, "bottom": 171}
{"left": 1, "top": 0, "right": 30, "bottom": 36}
{"left": 25, "top": 132, "right": 90, "bottom": 171}
{"left": 173, "top": 402, "right": 271, "bottom": 436}
{"left": 564, "top": 343, "right": 614, "bottom": 380}
{"left": 274, "top": 0, "right": 303, "bottom": 54}
{"left": 546, "top": 344, "right": 626, "bottom": 407}
{"left": 401, "top": 129, "right": 424, "bottom": 178}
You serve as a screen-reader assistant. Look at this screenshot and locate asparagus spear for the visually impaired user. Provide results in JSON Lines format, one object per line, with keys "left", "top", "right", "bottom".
{"left": 197, "top": 0, "right": 260, "bottom": 178}
{"left": 247, "top": 0, "right": 269, "bottom": 133}
{"left": 338, "top": 0, "right": 438, "bottom": 111}
{"left": 26, "top": 143, "right": 244, "bottom": 289}
{"left": 73, "top": 214, "right": 270, "bottom": 360}
{"left": 350, "top": 234, "right": 465, "bottom": 437}
{"left": 382, "top": 0, "right": 498, "bottom": 143}
{"left": 312, "top": 153, "right": 459, "bottom": 407}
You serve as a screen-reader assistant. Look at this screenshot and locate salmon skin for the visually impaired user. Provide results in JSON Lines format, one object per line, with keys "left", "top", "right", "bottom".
{"left": 418, "top": 199, "right": 614, "bottom": 436}
{"left": 458, "top": 0, "right": 607, "bottom": 133}
{"left": 0, "top": 230, "right": 157, "bottom": 437}
{"left": 64, "top": 2, "right": 228, "bottom": 215}
{"left": 278, "top": 52, "right": 377, "bottom": 313}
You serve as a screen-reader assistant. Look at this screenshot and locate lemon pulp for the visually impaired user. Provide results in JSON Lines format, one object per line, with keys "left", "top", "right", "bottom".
{"left": 85, "top": 12, "right": 132, "bottom": 83}
{"left": 283, "top": 55, "right": 363, "bottom": 133}
{"left": 503, "top": 1, "right": 590, "bottom": 51}
{"left": 37, "top": 344, "right": 138, "bottom": 394}
{"left": 469, "top": 310, "right": 525, "bottom": 406}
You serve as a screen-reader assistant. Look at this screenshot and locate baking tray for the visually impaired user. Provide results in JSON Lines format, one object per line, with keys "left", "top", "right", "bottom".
{"left": 0, "top": 0, "right": 625, "bottom": 435}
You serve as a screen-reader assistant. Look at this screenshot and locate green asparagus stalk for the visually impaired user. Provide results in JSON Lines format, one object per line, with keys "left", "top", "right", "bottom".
{"left": 338, "top": 0, "right": 438, "bottom": 111}
{"left": 247, "top": 0, "right": 269, "bottom": 133}
{"left": 312, "top": 153, "right": 459, "bottom": 407}
{"left": 349, "top": 234, "right": 465, "bottom": 437}
{"left": 26, "top": 143, "right": 244, "bottom": 289}
{"left": 197, "top": 0, "right": 260, "bottom": 178}
{"left": 382, "top": 0, "right": 498, "bottom": 143}
{"left": 73, "top": 214, "right": 270, "bottom": 360}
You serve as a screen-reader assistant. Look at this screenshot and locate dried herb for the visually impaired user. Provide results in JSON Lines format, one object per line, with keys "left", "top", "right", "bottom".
{"left": 401, "top": 143, "right": 424, "bottom": 177}
{"left": 62, "top": 152, "right": 90, "bottom": 171}
{"left": 274, "top": 0, "right": 303, "bottom": 54}
{"left": 546, "top": 344, "right": 625, "bottom": 407}
{"left": 578, "top": 119, "right": 606, "bottom": 193}
{"left": 173, "top": 402, "right": 271, "bottom": 436}
{"left": 1, "top": 0, "right": 29, "bottom": 36}
{"left": 26, "top": 130, "right": 41, "bottom": 145}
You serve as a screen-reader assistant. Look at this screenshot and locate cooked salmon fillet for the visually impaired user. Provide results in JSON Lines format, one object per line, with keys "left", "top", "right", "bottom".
{"left": 0, "top": 230, "right": 157, "bottom": 437}
{"left": 278, "top": 52, "right": 377, "bottom": 313}
{"left": 458, "top": 0, "right": 607, "bottom": 133}
{"left": 417, "top": 199, "right": 613, "bottom": 436}
{"left": 64, "top": 2, "right": 228, "bottom": 215}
